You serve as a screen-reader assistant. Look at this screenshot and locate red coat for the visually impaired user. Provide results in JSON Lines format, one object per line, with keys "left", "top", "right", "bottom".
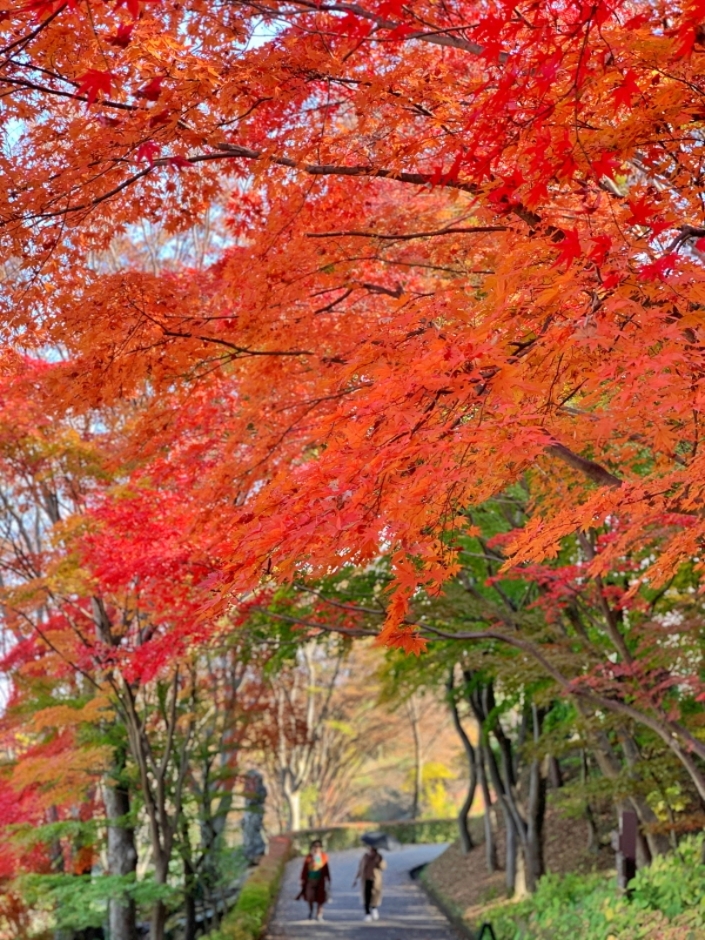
{"left": 300, "top": 853, "right": 331, "bottom": 904}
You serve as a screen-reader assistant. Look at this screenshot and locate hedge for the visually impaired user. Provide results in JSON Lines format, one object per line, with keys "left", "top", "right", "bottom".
{"left": 208, "top": 836, "right": 292, "bottom": 940}
{"left": 291, "top": 818, "right": 459, "bottom": 853}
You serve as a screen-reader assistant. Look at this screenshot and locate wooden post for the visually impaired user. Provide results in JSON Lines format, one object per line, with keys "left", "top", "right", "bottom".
{"left": 614, "top": 810, "right": 638, "bottom": 895}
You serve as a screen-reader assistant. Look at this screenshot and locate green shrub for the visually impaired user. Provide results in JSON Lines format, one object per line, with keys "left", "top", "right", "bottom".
{"left": 483, "top": 835, "right": 705, "bottom": 940}
{"left": 208, "top": 836, "right": 292, "bottom": 940}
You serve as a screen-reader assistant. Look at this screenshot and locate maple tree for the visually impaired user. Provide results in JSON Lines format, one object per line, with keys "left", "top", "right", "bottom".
{"left": 0, "top": 357, "right": 274, "bottom": 940}
{"left": 5, "top": 0, "right": 705, "bottom": 927}
{"left": 1, "top": 0, "right": 705, "bottom": 623}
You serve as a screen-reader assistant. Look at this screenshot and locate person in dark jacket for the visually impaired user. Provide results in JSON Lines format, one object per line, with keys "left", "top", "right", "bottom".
{"left": 299, "top": 840, "right": 331, "bottom": 921}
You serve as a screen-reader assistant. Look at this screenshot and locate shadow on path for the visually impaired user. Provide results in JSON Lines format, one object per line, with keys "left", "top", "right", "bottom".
{"left": 267, "top": 844, "right": 459, "bottom": 940}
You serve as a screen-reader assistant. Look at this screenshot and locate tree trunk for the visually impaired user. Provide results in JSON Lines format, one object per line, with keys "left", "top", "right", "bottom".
{"left": 505, "top": 812, "right": 519, "bottom": 896}
{"left": 523, "top": 706, "right": 547, "bottom": 893}
{"left": 283, "top": 784, "right": 301, "bottom": 832}
{"left": 578, "top": 704, "right": 671, "bottom": 864}
{"left": 618, "top": 731, "right": 672, "bottom": 860}
{"left": 149, "top": 849, "right": 170, "bottom": 940}
{"left": 478, "top": 746, "right": 498, "bottom": 873}
{"left": 151, "top": 900, "right": 167, "bottom": 940}
{"left": 481, "top": 731, "right": 519, "bottom": 895}
{"left": 182, "top": 811, "right": 198, "bottom": 940}
{"left": 104, "top": 780, "right": 137, "bottom": 940}
{"left": 524, "top": 758, "right": 546, "bottom": 893}
{"left": 407, "top": 695, "right": 423, "bottom": 819}
{"left": 548, "top": 755, "right": 562, "bottom": 789}
{"left": 151, "top": 856, "right": 169, "bottom": 940}
{"left": 457, "top": 779, "right": 476, "bottom": 854}
{"left": 581, "top": 752, "right": 599, "bottom": 853}
{"left": 183, "top": 857, "right": 197, "bottom": 940}
{"left": 446, "top": 670, "right": 477, "bottom": 854}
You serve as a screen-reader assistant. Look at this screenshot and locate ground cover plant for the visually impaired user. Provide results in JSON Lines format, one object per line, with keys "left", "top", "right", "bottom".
{"left": 482, "top": 835, "right": 705, "bottom": 940}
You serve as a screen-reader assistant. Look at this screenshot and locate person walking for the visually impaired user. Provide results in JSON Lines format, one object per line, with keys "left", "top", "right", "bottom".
{"left": 353, "top": 844, "right": 386, "bottom": 922}
{"left": 298, "top": 839, "right": 331, "bottom": 922}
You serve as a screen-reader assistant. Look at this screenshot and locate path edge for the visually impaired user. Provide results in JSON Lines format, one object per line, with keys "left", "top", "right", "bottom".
{"left": 215, "top": 835, "right": 294, "bottom": 940}
{"left": 410, "top": 863, "right": 475, "bottom": 940}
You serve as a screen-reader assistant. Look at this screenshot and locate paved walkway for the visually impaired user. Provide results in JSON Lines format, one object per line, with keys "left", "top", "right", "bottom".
{"left": 267, "top": 844, "right": 459, "bottom": 940}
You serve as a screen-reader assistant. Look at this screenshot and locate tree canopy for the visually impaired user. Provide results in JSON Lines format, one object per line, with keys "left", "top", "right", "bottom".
{"left": 3, "top": 0, "right": 705, "bottom": 642}
{"left": 4, "top": 0, "right": 705, "bottom": 935}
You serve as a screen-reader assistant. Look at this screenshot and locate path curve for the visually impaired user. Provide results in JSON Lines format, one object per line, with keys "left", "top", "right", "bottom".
{"left": 267, "top": 843, "right": 459, "bottom": 940}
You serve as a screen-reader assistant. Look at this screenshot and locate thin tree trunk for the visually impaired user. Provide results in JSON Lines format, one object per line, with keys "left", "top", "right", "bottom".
{"left": 183, "top": 856, "right": 197, "bottom": 940}
{"left": 182, "top": 812, "right": 197, "bottom": 940}
{"left": 104, "top": 780, "right": 137, "bottom": 940}
{"left": 548, "top": 756, "right": 562, "bottom": 789}
{"left": 478, "top": 745, "right": 498, "bottom": 873}
{"left": 480, "top": 723, "right": 519, "bottom": 895}
{"left": 581, "top": 752, "right": 599, "bottom": 853}
{"left": 151, "top": 900, "right": 167, "bottom": 940}
{"left": 524, "top": 707, "right": 547, "bottom": 893}
{"left": 505, "top": 812, "right": 520, "bottom": 896}
{"left": 151, "top": 856, "right": 169, "bottom": 940}
{"left": 447, "top": 669, "right": 477, "bottom": 853}
{"left": 618, "top": 731, "right": 671, "bottom": 859}
{"left": 407, "top": 695, "right": 423, "bottom": 819}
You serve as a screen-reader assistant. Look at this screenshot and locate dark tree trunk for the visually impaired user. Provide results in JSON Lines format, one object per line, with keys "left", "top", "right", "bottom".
{"left": 576, "top": 699, "right": 672, "bottom": 866}
{"left": 524, "top": 706, "right": 547, "bottom": 893}
{"left": 504, "top": 812, "right": 519, "bottom": 896}
{"left": 478, "top": 745, "right": 498, "bottom": 873}
{"left": 470, "top": 687, "right": 519, "bottom": 895}
{"left": 468, "top": 677, "right": 547, "bottom": 897}
{"left": 182, "top": 814, "right": 198, "bottom": 940}
{"left": 447, "top": 669, "right": 477, "bottom": 854}
{"left": 581, "top": 752, "right": 599, "bottom": 853}
{"left": 548, "top": 755, "right": 563, "bottom": 789}
{"left": 618, "top": 731, "right": 672, "bottom": 860}
{"left": 104, "top": 778, "right": 138, "bottom": 940}
{"left": 150, "top": 854, "right": 170, "bottom": 940}
{"left": 183, "top": 860, "right": 197, "bottom": 940}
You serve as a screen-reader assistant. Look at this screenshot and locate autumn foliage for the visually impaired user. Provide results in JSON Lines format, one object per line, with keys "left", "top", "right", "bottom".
{"left": 3, "top": 0, "right": 705, "bottom": 933}
{"left": 0, "top": 0, "right": 703, "bottom": 627}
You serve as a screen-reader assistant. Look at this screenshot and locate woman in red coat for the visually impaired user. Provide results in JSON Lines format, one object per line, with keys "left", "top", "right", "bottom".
{"left": 300, "top": 840, "right": 331, "bottom": 921}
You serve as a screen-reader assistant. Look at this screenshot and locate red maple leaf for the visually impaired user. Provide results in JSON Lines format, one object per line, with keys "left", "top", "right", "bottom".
{"left": 76, "top": 69, "right": 116, "bottom": 107}
{"left": 648, "top": 219, "right": 673, "bottom": 238}
{"left": 386, "top": 23, "right": 415, "bottom": 40}
{"left": 639, "top": 254, "right": 676, "bottom": 281}
{"left": 376, "top": 0, "right": 404, "bottom": 17}
{"left": 611, "top": 70, "right": 641, "bottom": 110}
{"left": 149, "top": 109, "right": 171, "bottom": 128}
{"left": 626, "top": 195, "right": 657, "bottom": 227}
{"left": 591, "top": 151, "right": 620, "bottom": 182}
{"left": 335, "top": 12, "right": 373, "bottom": 38}
{"left": 444, "top": 150, "right": 463, "bottom": 184}
{"left": 136, "top": 77, "right": 163, "bottom": 102}
{"left": 553, "top": 228, "right": 582, "bottom": 269}
{"left": 136, "top": 141, "right": 160, "bottom": 165}
{"left": 106, "top": 24, "right": 134, "bottom": 48}
{"left": 588, "top": 234, "right": 612, "bottom": 266}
